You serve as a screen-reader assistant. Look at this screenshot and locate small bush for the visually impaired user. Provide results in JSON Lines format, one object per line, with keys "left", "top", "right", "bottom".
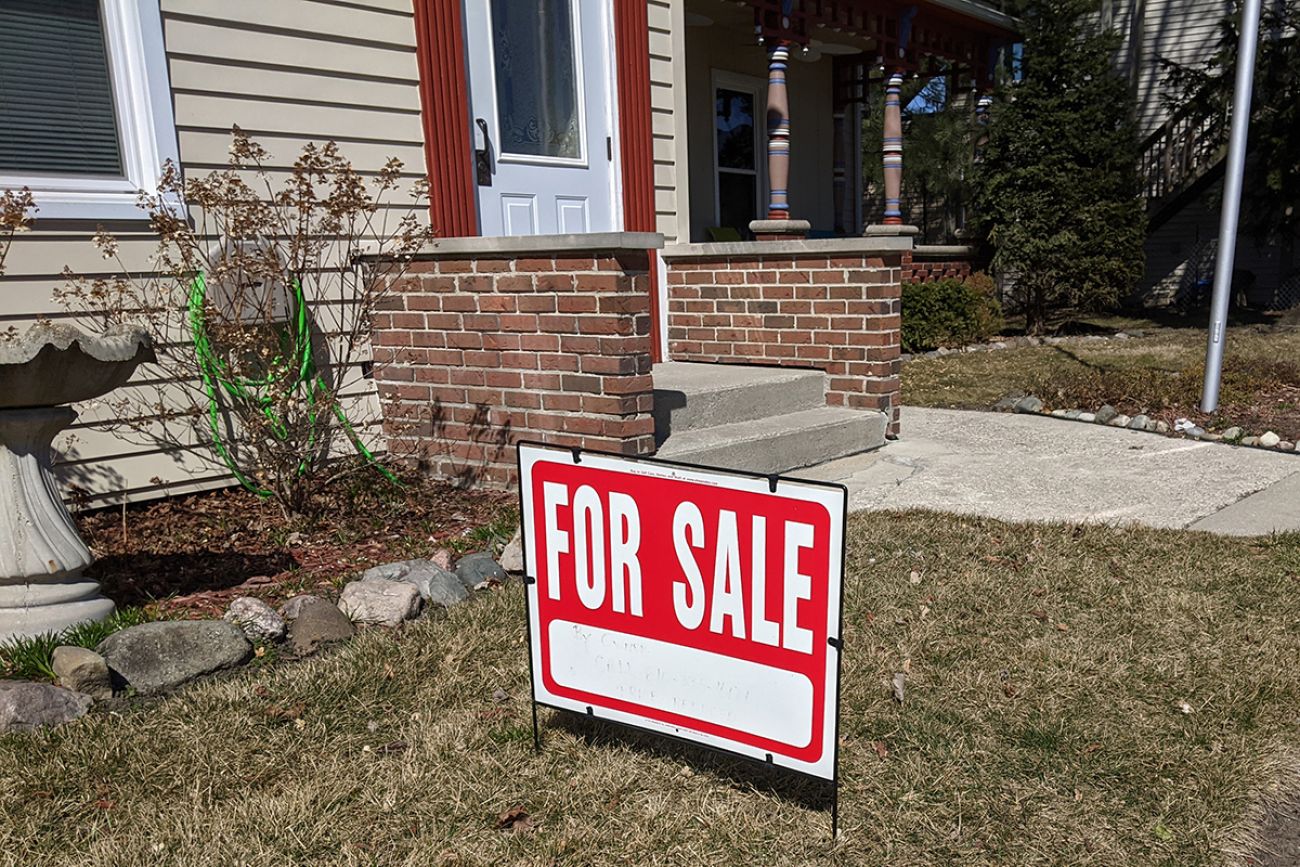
{"left": 0, "top": 607, "right": 152, "bottom": 681}
{"left": 902, "top": 274, "right": 1004, "bottom": 353}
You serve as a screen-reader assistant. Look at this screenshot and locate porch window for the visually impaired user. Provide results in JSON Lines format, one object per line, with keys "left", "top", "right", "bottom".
{"left": 0, "top": 0, "right": 178, "bottom": 220}
{"left": 714, "top": 83, "right": 762, "bottom": 236}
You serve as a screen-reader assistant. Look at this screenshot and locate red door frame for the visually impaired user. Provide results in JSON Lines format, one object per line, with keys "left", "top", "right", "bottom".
{"left": 413, "top": 0, "right": 660, "bottom": 358}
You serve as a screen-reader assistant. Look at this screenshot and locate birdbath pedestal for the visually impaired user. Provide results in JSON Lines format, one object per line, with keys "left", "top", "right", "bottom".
{"left": 0, "top": 324, "right": 153, "bottom": 641}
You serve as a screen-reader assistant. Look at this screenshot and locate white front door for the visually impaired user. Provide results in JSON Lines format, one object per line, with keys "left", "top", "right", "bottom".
{"left": 463, "top": 0, "right": 619, "bottom": 236}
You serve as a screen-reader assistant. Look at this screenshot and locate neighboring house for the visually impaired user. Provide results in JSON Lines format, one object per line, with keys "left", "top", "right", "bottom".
{"left": 1108, "top": 0, "right": 1294, "bottom": 309}
{"left": 0, "top": 0, "right": 1015, "bottom": 503}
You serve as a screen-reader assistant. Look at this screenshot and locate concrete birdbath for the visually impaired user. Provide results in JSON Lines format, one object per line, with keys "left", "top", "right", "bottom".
{"left": 0, "top": 322, "right": 154, "bottom": 641}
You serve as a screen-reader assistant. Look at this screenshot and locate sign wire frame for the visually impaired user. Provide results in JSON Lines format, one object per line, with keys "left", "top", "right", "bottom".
{"left": 513, "top": 439, "right": 849, "bottom": 839}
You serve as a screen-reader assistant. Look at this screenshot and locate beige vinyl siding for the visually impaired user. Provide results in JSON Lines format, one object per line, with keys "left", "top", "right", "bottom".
{"left": 0, "top": 0, "right": 426, "bottom": 507}
{"left": 1107, "top": 0, "right": 1229, "bottom": 138}
{"left": 649, "top": 0, "right": 689, "bottom": 243}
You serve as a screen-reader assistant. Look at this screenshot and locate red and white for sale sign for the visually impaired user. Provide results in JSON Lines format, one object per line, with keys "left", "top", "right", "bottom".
{"left": 519, "top": 442, "right": 846, "bottom": 781}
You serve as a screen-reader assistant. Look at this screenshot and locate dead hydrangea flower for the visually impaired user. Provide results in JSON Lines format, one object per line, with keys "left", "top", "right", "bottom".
{"left": 0, "top": 187, "right": 36, "bottom": 280}
{"left": 57, "top": 129, "right": 436, "bottom": 516}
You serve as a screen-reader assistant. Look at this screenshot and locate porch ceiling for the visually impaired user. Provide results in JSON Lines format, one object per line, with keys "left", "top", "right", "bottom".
{"left": 738, "top": 0, "right": 1019, "bottom": 83}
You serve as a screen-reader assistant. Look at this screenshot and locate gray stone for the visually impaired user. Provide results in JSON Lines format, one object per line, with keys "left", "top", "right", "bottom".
{"left": 1128, "top": 414, "right": 1150, "bottom": 430}
{"left": 455, "top": 552, "right": 508, "bottom": 589}
{"left": 288, "top": 598, "right": 354, "bottom": 655}
{"left": 1260, "top": 431, "right": 1282, "bottom": 448}
{"left": 1242, "top": 436, "right": 1261, "bottom": 447}
{"left": 1078, "top": 412, "right": 1096, "bottom": 423}
{"left": 360, "top": 558, "right": 467, "bottom": 605}
{"left": 278, "top": 595, "right": 319, "bottom": 621}
{"left": 1095, "top": 405, "right": 1118, "bottom": 424}
{"left": 1108, "top": 414, "right": 1132, "bottom": 428}
{"left": 97, "top": 621, "right": 251, "bottom": 695}
{"left": 1188, "top": 426, "right": 1208, "bottom": 439}
{"left": 51, "top": 646, "right": 112, "bottom": 701}
{"left": 1155, "top": 420, "right": 1170, "bottom": 434}
{"left": 223, "top": 597, "right": 286, "bottom": 642}
{"left": 992, "top": 392, "right": 1026, "bottom": 412}
{"left": 338, "top": 579, "right": 422, "bottom": 628}
{"left": 1050, "top": 409, "right": 1067, "bottom": 417}
{"left": 499, "top": 529, "right": 525, "bottom": 574}
{"left": 1204, "top": 433, "right": 1224, "bottom": 442}
{"left": 1013, "top": 395, "right": 1043, "bottom": 414}
{"left": 1063, "top": 409, "right": 1083, "bottom": 420}
{"left": 0, "top": 682, "right": 91, "bottom": 732}
{"left": 1222, "top": 426, "right": 1244, "bottom": 442}
{"left": 1281, "top": 441, "right": 1296, "bottom": 452}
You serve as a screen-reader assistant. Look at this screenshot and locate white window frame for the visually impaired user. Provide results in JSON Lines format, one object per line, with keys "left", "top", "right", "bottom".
{"left": 0, "top": 0, "right": 179, "bottom": 221}
{"left": 710, "top": 70, "right": 767, "bottom": 230}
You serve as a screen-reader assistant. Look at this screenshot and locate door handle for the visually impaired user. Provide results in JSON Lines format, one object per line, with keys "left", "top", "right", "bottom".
{"left": 474, "top": 118, "right": 493, "bottom": 187}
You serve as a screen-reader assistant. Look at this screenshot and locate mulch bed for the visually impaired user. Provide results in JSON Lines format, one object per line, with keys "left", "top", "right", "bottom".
{"left": 75, "top": 475, "right": 514, "bottom": 620}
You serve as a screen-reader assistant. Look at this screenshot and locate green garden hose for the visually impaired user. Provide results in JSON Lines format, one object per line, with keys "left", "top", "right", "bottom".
{"left": 187, "top": 271, "right": 400, "bottom": 497}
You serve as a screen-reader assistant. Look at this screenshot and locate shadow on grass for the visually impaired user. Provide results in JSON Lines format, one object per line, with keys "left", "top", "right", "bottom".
{"left": 547, "top": 707, "right": 837, "bottom": 818}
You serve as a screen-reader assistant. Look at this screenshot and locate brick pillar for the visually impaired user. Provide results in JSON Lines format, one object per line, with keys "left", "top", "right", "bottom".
{"left": 372, "top": 235, "right": 661, "bottom": 489}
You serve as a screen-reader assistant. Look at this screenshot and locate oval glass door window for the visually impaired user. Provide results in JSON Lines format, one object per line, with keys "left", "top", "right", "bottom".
{"left": 490, "top": 0, "right": 582, "bottom": 160}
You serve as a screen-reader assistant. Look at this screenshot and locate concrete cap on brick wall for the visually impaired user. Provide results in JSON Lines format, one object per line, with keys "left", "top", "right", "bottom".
{"left": 913, "top": 245, "right": 978, "bottom": 259}
{"left": 661, "top": 233, "right": 914, "bottom": 260}
{"left": 379, "top": 232, "right": 664, "bottom": 261}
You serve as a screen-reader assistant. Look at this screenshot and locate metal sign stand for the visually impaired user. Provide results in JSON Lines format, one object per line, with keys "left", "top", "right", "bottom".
{"left": 515, "top": 442, "right": 846, "bottom": 841}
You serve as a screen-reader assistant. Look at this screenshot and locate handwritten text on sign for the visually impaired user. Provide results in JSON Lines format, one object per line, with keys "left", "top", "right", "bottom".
{"left": 520, "top": 444, "right": 846, "bottom": 780}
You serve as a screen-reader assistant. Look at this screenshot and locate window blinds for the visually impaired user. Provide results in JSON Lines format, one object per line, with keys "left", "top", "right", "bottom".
{"left": 0, "top": 0, "right": 123, "bottom": 176}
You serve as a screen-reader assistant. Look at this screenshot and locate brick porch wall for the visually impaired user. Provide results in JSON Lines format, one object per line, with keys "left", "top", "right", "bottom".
{"left": 662, "top": 238, "right": 908, "bottom": 434}
{"left": 907, "top": 256, "right": 973, "bottom": 283}
{"left": 371, "top": 234, "right": 661, "bottom": 489}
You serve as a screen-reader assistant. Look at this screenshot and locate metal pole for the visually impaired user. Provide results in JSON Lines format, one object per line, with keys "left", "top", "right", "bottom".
{"left": 1201, "top": 0, "right": 1262, "bottom": 412}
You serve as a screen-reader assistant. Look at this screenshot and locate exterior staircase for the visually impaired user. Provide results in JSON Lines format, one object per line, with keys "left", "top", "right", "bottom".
{"left": 651, "top": 362, "right": 886, "bottom": 475}
{"left": 1140, "top": 101, "right": 1230, "bottom": 233}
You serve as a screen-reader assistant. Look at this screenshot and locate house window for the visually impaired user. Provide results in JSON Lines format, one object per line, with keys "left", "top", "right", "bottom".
{"left": 0, "top": 0, "right": 178, "bottom": 221}
{"left": 713, "top": 75, "right": 764, "bottom": 237}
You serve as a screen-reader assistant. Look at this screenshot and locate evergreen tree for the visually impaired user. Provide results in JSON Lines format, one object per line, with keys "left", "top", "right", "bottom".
{"left": 970, "top": 0, "right": 1146, "bottom": 332}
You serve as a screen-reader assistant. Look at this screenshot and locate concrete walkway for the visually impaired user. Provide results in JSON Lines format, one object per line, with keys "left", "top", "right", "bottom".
{"left": 801, "top": 407, "right": 1300, "bottom": 535}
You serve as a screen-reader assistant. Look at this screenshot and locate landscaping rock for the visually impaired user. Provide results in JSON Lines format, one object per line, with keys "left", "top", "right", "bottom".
{"left": 223, "top": 597, "right": 286, "bottom": 642}
{"left": 1222, "top": 426, "right": 1243, "bottom": 441}
{"left": 1108, "top": 414, "right": 1132, "bottom": 428}
{"left": 362, "top": 559, "right": 469, "bottom": 608}
{"left": 1128, "top": 414, "right": 1150, "bottom": 430}
{"left": 339, "top": 579, "right": 422, "bottom": 628}
{"left": 1013, "top": 395, "right": 1043, "bottom": 414}
{"left": 1188, "top": 426, "right": 1207, "bottom": 439}
{"left": 1155, "top": 421, "right": 1170, "bottom": 434}
{"left": 0, "top": 682, "right": 91, "bottom": 732}
{"left": 992, "top": 393, "right": 1024, "bottom": 412}
{"left": 456, "top": 552, "right": 508, "bottom": 588}
{"left": 1095, "top": 405, "right": 1118, "bottom": 424}
{"left": 1079, "top": 412, "right": 1096, "bottom": 423}
{"left": 1242, "top": 436, "right": 1261, "bottom": 447}
{"left": 97, "top": 621, "right": 251, "bottom": 695}
{"left": 288, "top": 598, "right": 354, "bottom": 655}
{"left": 499, "top": 530, "right": 525, "bottom": 574}
{"left": 1064, "top": 409, "right": 1083, "bottom": 420}
{"left": 51, "top": 646, "right": 112, "bottom": 701}
{"left": 279, "top": 595, "right": 319, "bottom": 620}
{"left": 1282, "top": 441, "right": 1296, "bottom": 452}
{"left": 361, "top": 558, "right": 466, "bottom": 605}
{"left": 1260, "top": 431, "right": 1282, "bottom": 448}
{"left": 1050, "top": 409, "right": 1067, "bottom": 417}
{"left": 430, "top": 549, "right": 454, "bottom": 571}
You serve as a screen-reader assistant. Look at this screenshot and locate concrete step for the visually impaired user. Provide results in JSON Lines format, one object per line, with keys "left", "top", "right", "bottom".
{"left": 652, "top": 362, "right": 826, "bottom": 443}
{"left": 654, "top": 406, "right": 887, "bottom": 476}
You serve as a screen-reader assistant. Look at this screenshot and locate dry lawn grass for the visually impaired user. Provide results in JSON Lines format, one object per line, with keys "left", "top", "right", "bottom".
{"left": 4, "top": 512, "right": 1300, "bottom": 866}
{"left": 904, "top": 327, "right": 1300, "bottom": 440}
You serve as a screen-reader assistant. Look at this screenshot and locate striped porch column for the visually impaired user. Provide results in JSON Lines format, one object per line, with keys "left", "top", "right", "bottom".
{"left": 765, "top": 41, "right": 792, "bottom": 219}
{"left": 882, "top": 72, "right": 905, "bottom": 225}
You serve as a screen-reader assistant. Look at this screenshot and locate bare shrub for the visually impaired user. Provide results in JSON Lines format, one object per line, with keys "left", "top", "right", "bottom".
{"left": 56, "top": 128, "right": 435, "bottom": 516}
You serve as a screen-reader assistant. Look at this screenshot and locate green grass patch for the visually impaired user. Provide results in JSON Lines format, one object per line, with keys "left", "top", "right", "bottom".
{"left": 4, "top": 512, "right": 1300, "bottom": 864}
{"left": 0, "top": 607, "right": 153, "bottom": 681}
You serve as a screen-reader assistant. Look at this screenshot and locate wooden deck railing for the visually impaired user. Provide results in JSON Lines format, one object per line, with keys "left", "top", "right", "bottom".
{"left": 1139, "top": 101, "right": 1229, "bottom": 214}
